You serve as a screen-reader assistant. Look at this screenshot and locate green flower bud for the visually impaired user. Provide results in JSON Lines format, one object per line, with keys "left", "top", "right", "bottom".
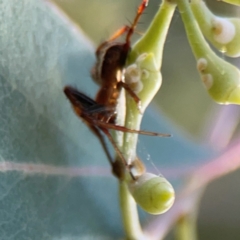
{"left": 128, "top": 173, "right": 175, "bottom": 215}
{"left": 191, "top": 0, "right": 240, "bottom": 57}
{"left": 196, "top": 57, "right": 240, "bottom": 104}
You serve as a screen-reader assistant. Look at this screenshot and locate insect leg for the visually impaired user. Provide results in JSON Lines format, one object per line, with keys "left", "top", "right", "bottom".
{"left": 100, "top": 127, "right": 136, "bottom": 180}
{"left": 91, "top": 119, "right": 171, "bottom": 137}
{"left": 125, "top": 0, "right": 149, "bottom": 44}
{"left": 118, "top": 81, "right": 142, "bottom": 113}
{"left": 89, "top": 125, "right": 114, "bottom": 166}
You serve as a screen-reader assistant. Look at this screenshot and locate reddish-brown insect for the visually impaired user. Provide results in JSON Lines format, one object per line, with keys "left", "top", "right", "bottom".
{"left": 63, "top": 86, "right": 168, "bottom": 177}
{"left": 64, "top": 0, "right": 169, "bottom": 178}
{"left": 91, "top": 0, "right": 149, "bottom": 115}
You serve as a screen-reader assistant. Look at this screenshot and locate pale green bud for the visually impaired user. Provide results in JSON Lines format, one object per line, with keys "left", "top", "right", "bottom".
{"left": 128, "top": 173, "right": 175, "bottom": 215}
{"left": 196, "top": 57, "right": 240, "bottom": 104}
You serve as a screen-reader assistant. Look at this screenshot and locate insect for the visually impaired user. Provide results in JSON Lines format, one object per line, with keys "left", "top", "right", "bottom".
{"left": 64, "top": 0, "right": 170, "bottom": 179}
{"left": 64, "top": 86, "right": 169, "bottom": 178}
{"left": 91, "top": 0, "right": 148, "bottom": 115}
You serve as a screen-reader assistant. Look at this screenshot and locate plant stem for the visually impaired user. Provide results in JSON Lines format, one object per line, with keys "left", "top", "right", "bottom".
{"left": 118, "top": 1, "right": 176, "bottom": 239}
{"left": 123, "top": 0, "right": 176, "bottom": 169}
{"left": 175, "top": 212, "right": 198, "bottom": 240}
{"left": 128, "top": 0, "right": 177, "bottom": 68}
{"left": 176, "top": 0, "right": 211, "bottom": 58}
{"left": 119, "top": 181, "right": 144, "bottom": 240}
{"left": 174, "top": 185, "right": 205, "bottom": 240}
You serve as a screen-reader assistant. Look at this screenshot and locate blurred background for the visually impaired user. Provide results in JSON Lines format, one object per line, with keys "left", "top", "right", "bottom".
{"left": 51, "top": 0, "right": 240, "bottom": 239}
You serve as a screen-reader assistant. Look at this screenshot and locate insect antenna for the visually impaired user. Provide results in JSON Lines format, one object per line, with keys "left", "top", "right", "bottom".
{"left": 125, "top": 0, "right": 149, "bottom": 44}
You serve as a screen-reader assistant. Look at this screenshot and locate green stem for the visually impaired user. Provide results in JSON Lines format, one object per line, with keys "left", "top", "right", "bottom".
{"left": 176, "top": 0, "right": 211, "bottom": 58}
{"left": 175, "top": 213, "right": 198, "bottom": 240}
{"left": 128, "top": 0, "right": 177, "bottom": 68}
{"left": 123, "top": 0, "right": 176, "bottom": 165}
{"left": 119, "top": 181, "right": 144, "bottom": 240}
{"left": 174, "top": 186, "right": 205, "bottom": 240}
{"left": 118, "top": 1, "right": 176, "bottom": 239}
